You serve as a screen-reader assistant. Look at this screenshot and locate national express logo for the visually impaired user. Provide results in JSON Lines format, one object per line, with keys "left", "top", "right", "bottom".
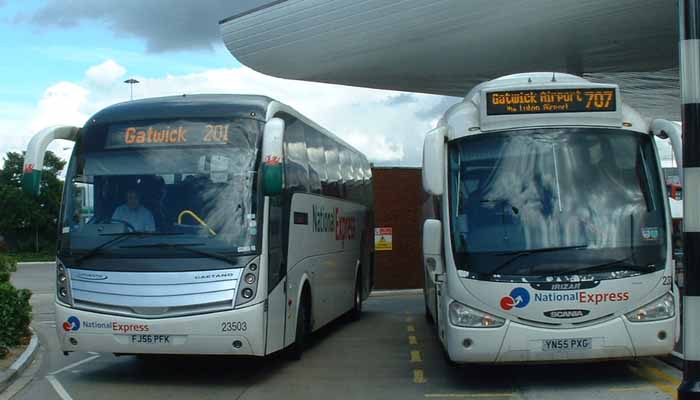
{"left": 312, "top": 205, "right": 357, "bottom": 241}
{"left": 500, "top": 287, "right": 531, "bottom": 310}
{"left": 62, "top": 316, "right": 149, "bottom": 333}
{"left": 499, "top": 287, "right": 631, "bottom": 311}
{"left": 63, "top": 316, "right": 81, "bottom": 332}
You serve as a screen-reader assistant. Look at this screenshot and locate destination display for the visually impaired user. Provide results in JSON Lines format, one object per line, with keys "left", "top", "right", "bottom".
{"left": 486, "top": 88, "right": 616, "bottom": 116}
{"left": 105, "top": 120, "right": 234, "bottom": 148}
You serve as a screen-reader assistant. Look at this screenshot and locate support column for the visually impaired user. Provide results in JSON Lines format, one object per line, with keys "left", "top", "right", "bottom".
{"left": 679, "top": 0, "right": 700, "bottom": 398}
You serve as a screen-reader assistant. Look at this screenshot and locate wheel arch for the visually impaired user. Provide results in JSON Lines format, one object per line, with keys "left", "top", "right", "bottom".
{"left": 293, "top": 273, "right": 313, "bottom": 330}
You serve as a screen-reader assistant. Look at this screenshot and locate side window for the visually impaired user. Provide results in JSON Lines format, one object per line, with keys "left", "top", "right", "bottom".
{"left": 324, "top": 137, "right": 343, "bottom": 198}
{"left": 363, "top": 159, "right": 373, "bottom": 208}
{"left": 305, "top": 128, "right": 324, "bottom": 194}
{"left": 340, "top": 147, "right": 356, "bottom": 200}
{"left": 348, "top": 151, "right": 364, "bottom": 203}
{"left": 282, "top": 118, "right": 309, "bottom": 193}
{"left": 364, "top": 159, "right": 373, "bottom": 183}
{"left": 352, "top": 152, "right": 364, "bottom": 182}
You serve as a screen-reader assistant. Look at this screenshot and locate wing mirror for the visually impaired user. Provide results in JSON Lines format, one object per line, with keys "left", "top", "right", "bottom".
{"left": 650, "top": 119, "right": 682, "bottom": 183}
{"left": 423, "top": 219, "right": 444, "bottom": 279}
{"left": 422, "top": 127, "right": 447, "bottom": 196}
{"left": 23, "top": 126, "right": 80, "bottom": 196}
{"left": 261, "top": 118, "right": 285, "bottom": 196}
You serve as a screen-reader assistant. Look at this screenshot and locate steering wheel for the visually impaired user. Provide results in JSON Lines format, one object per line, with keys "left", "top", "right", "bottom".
{"left": 84, "top": 216, "right": 136, "bottom": 232}
{"left": 106, "top": 218, "right": 136, "bottom": 232}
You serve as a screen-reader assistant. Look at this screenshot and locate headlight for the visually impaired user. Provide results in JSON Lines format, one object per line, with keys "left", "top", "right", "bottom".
{"left": 56, "top": 260, "right": 74, "bottom": 306}
{"left": 625, "top": 293, "right": 675, "bottom": 322}
{"left": 449, "top": 301, "right": 505, "bottom": 328}
{"left": 244, "top": 273, "right": 256, "bottom": 284}
{"left": 235, "top": 259, "right": 260, "bottom": 308}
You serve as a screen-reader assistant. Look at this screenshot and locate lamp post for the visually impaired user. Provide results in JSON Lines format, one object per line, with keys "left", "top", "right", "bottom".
{"left": 679, "top": 0, "right": 700, "bottom": 398}
{"left": 124, "top": 78, "right": 140, "bottom": 101}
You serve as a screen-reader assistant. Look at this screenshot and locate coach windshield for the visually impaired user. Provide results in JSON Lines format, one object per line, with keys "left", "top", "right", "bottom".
{"left": 448, "top": 128, "right": 667, "bottom": 280}
{"left": 59, "top": 118, "right": 263, "bottom": 268}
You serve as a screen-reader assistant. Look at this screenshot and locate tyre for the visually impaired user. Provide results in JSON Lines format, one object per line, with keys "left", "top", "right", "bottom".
{"left": 288, "top": 295, "right": 309, "bottom": 361}
{"left": 424, "top": 299, "right": 434, "bottom": 325}
{"left": 351, "top": 274, "right": 363, "bottom": 320}
{"left": 423, "top": 271, "right": 435, "bottom": 324}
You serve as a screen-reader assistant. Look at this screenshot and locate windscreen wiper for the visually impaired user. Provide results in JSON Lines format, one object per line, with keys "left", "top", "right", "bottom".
{"left": 549, "top": 257, "right": 652, "bottom": 276}
{"left": 74, "top": 232, "right": 182, "bottom": 265}
{"left": 120, "top": 242, "right": 238, "bottom": 266}
{"left": 490, "top": 245, "right": 588, "bottom": 275}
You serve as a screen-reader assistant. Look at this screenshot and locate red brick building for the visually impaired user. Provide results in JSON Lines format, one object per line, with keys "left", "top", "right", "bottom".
{"left": 371, "top": 167, "right": 423, "bottom": 289}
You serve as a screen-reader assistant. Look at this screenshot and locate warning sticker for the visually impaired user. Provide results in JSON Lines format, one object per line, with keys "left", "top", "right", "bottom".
{"left": 375, "top": 227, "right": 393, "bottom": 251}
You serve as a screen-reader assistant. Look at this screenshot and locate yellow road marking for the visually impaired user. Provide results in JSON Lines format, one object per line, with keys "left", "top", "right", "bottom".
{"left": 407, "top": 325, "right": 416, "bottom": 333}
{"left": 409, "top": 335, "right": 418, "bottom": 345}
{"left": 410, "top": 350, "right": 423, "bottom": 362}
{"left": 628, "top": 363, "right": 678, "bottom": 400}
{"left": 608, "top": 385, "right": 658, "bottom": 392}
{"left": 425, "top": 393, "right": 514, "bottom": 398}
{"left": 413, "top": 369, "right": 427, "bottom": 384}
{"left": 643, "top": 363, "right": 681, "bottom": 386}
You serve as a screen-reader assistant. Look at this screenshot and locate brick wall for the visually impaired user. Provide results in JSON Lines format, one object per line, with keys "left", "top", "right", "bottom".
{"left": 372, "top": 167, "right": 423, "bottom": 289}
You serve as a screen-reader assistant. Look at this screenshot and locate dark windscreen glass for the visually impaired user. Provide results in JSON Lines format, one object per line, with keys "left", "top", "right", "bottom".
{"left": 448, "top": 128, "right": 666, "bottom": 277}
{"left": 60, "top": 118, "right": 262, "bottom": 261}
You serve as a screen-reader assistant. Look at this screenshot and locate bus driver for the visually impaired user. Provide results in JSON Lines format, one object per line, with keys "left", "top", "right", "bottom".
{"left": 111, "top": 189, "right": 156, "bottom": 232}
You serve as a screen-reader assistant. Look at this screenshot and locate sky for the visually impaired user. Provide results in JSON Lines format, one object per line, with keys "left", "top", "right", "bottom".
{"left": 0, "top": 0, "right": 456, "bottom": 168}
{"left": 0, "top": 0, "right": 677, "bottom": 170}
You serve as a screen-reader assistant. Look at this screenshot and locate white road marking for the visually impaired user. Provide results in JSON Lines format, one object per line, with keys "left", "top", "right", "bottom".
{"left": 48, "top": 354, "right": 100, "bottom": 376}
{"left": 46, "top": 375, "right": 74, "bottom": 400}
{"left": 88, "top": 352, "right": 99, "bottom": 355}
{"left": 0, "top": 354, "right": 42, "bottom": 400}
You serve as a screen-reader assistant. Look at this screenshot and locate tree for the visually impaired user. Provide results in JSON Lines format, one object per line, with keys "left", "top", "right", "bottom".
{"left": 0, "top": 151, "right": 65, "bottom": 253}
{"left": 0, "top": 255, "right": 32, "bottom": 357}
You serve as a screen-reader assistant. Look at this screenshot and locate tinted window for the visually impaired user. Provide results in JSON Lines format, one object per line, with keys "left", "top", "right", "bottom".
{"left": 305, "top": 128, "right": 325, "bottom": 194}
{"left": 345, "top": 151, "right": 363, "bottom": 202}
{"left": 364, "top": 159, "right": 373, "bottom": 183}
{"left": 283, "top": 119, "right": 309, "bottom": 193}
{"left": 448, "top": 128, "right": 667, "bottom": 278}
{"left": 340, "top": 147, "right": 355, "bottom": 183}
{"left": 323, "top": 137, "right": 343, "bottom": 198}
{"left": 351, "top": 152, "right": 364, "bottom": 182}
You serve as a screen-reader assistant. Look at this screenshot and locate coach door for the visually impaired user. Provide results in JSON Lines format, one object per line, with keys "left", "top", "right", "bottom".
{"left": 265, "top": 195, "right": 287, "bottom": 354}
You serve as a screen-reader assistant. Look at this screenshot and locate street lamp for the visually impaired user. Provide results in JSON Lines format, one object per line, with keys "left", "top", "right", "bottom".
{"left": 123, "top": 78, "right": 140, "bottom": 101}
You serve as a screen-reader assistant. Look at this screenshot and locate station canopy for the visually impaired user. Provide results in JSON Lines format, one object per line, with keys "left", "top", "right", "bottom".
{"left": 220, "top": 0, "right": 680, "bottom": 119}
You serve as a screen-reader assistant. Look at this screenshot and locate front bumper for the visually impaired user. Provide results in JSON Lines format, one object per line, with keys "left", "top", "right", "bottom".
{"left": 56, "top": 301, "right": 267, "bottom": 355}
{"left": 444, "top": 316, "right": 675, "bottom": 363}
